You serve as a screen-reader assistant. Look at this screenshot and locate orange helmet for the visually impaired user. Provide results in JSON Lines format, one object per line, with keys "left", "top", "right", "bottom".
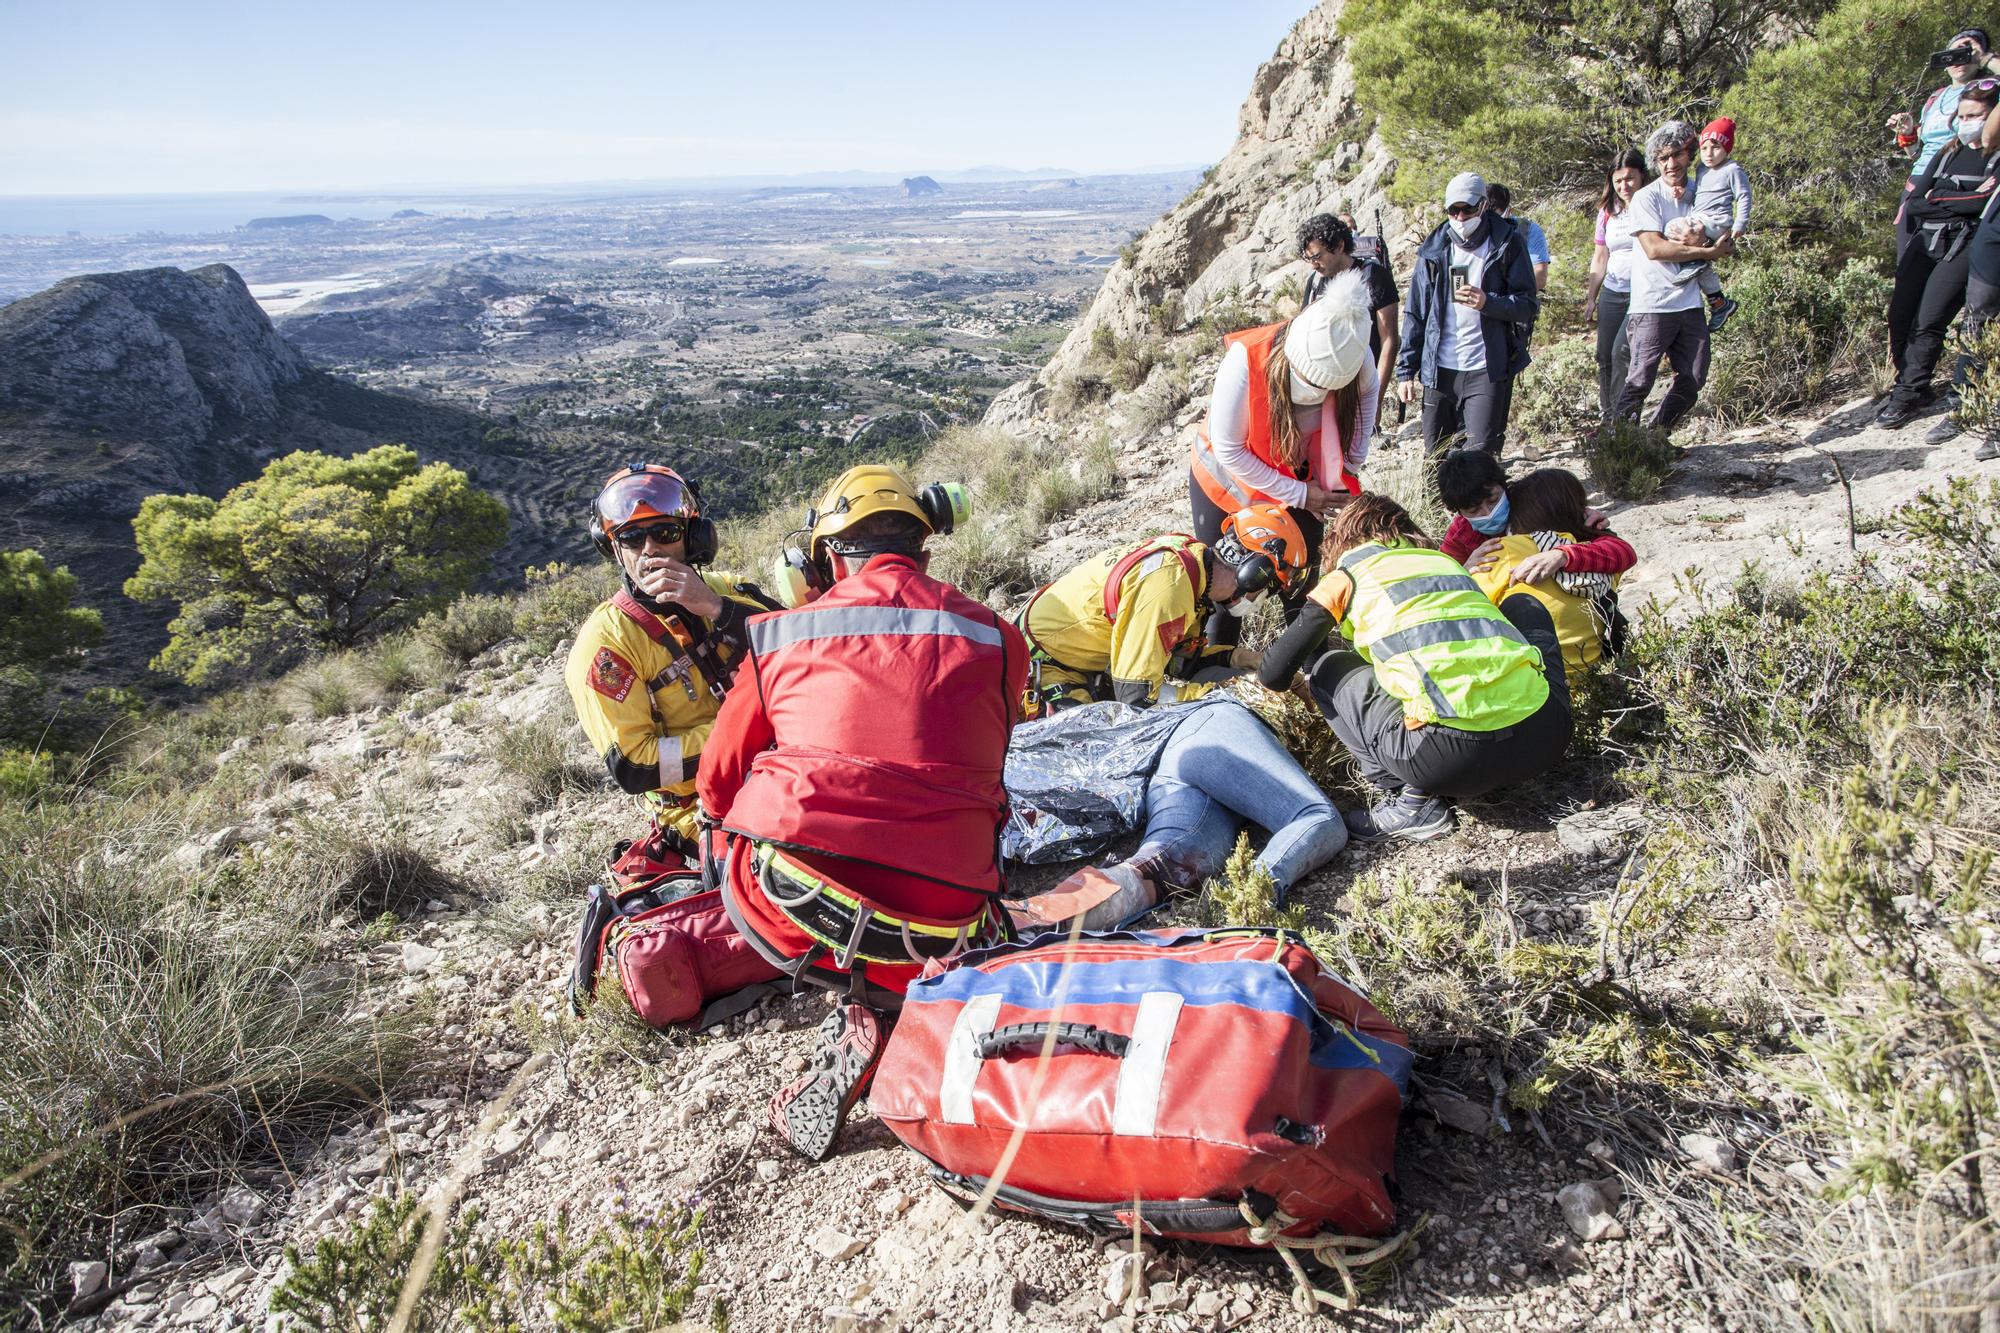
{"left": 1217, "top": 503, "right": 1310, "bottom": 595}
{"left": 588, "top": 463, "right": 716, "bottom": 563}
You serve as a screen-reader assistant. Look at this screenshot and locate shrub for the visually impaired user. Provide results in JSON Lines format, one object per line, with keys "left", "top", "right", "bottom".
{"left": 0, "top": 748, "right": 58, "bottom": 802}
{"left": 487, "top": 719, "right": 602, "bottom": 806}
{"left": 0, "top": 802, "right": 415, "bottom": 1310}
{"left": 0, "top": 549, "right": 102, "bottom": 672}
{"left": 418, "top": 594, "right": 518, "bottom": 664}
{"left": 1583, "top": 420, "right": 1676, "bottom": 500}
{"left": 354, "top": 633, "right": 429, "bottom": 701}
{"left": 282, "top": 820, "right": 464, "bottom": 918}
{"left": 1511, "top": 334, "right": 1601, "bottom": 445}
{"left": 270, "top": 1191, "right": 708, "bottom": 1332}
{"left": 517, "top": 563, "right": 616, "bottom": 656}
{"left": 1703, "top": 250, "right": 1891, "bottom": 424}
{"left": 283, "top": 653, "right": 367, "bottom": 720}
{"left": 127, "top": 445, "right": 508, "bottom": 684}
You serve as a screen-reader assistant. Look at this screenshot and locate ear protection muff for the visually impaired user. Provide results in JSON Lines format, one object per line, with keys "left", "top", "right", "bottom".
{"left": 1232, "top": 553, "right": 1279, "bottom": 597}
{"left": 770, "top": 533, "right": 832, "bottom": 609}
{"left": 917, "top": 483, "right": 969, "bottom": 536}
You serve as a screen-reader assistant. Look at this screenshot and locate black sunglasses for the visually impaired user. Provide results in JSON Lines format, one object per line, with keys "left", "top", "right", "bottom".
{"left": 1446, "top": 203, "right": 1481, "bottom": 219}
{"left": 614, "top": 520, "right": 687, "bottom": 550}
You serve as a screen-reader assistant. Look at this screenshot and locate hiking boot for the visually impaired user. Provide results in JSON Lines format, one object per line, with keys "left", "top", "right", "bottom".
{"left": 1706, "top": 296, "right": 1738, "bottom": 333}
{"left": 1344, "top": 790, "right": 1454, "bottom": 842}
{"left": 769, "top": 1003, "right": 884, "bottom": 1162}
{"left": 1978, "top": 436, "right": 2000, "bottom": 462}
{"left": 1926, "top": 414, "right": 1964, "bottom": 446}
{"left": 1875, "top": 397, "right": 1922, "bottom": 430}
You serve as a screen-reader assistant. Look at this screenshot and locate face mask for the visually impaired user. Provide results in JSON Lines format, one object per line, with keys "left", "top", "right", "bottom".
{"left": 1226, "top": 591, "right": 1266, "bottom": 618}
{"left": 1449, "top": 216, "right": 1479, "bottom": 241}
{"left": 1289, "top": 369, "right": 1328, "bottom": 406}
{"left": 1962, "top": 115, "right": 1989, "bottom": 145}
{"left": 1467, "top": 492, "right": 1511, "bottom": 536}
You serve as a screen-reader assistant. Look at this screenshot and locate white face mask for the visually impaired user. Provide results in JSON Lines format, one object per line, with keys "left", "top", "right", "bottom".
{"left": 1226, "top": 591, "right": 1266, "bottom": 618}
{"left": 1961, "top": 115, "right": 1989, "bottom": 145}
{"left": 1449, "top": 215, "right": 1480, "bottom": 241}
{"left": 1288, "top": 369, "right": 1328, "bottom": 406}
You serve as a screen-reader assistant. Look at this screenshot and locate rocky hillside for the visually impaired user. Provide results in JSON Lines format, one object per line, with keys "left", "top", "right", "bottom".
{"left": 988, "top": 0, "right": 1401, "bottom": 433}
{"left": 0, "top": 264, "right": 605, "bottom": 677}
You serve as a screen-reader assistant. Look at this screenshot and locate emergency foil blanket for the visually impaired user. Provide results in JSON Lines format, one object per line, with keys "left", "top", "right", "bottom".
{"left": 1000, "top": 696, "right": 1229, "bottom": 865}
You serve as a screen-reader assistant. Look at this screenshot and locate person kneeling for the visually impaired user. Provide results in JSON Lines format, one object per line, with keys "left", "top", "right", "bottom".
{"left": 698, "top": 466, "right": 1028, "bottom": 1162}
{"left": 1258, "top": 494, "right": 1571, "bottom": 841}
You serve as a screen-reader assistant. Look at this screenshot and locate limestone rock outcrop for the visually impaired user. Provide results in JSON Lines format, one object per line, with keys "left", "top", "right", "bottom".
{"left": 987, "top": 0, "right": 1403, "bottom": 431}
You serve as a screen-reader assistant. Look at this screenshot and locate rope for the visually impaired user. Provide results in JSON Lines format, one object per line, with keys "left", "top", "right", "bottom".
{"left": 1235, "top": 1198, "right": 1421, "bottom": 1312}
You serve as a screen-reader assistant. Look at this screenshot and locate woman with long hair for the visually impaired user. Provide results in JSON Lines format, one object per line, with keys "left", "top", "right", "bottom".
{"left": 1465, "top": 468, "right": 1627, "bottom": 689}
{"left": 1189, "top": 270, "right": 1375, "bottom": 645}
{"left": 1583, "top": 150, "right": 1651, "bottom": 421}
{"left": 1256, "top": 494, "right": 1571, "bottom": 841}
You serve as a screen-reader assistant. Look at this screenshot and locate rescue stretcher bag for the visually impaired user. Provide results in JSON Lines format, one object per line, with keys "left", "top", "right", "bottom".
{"left": 869, "top": 926, "right": 1410, "bottom": 1244}
{"left": 574, "top": 876, "right": 783, "bottom": 1028}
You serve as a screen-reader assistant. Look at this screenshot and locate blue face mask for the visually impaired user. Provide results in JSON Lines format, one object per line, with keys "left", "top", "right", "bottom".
{"left": 1467, "top": 493, "right": 1511, "bottom": 535}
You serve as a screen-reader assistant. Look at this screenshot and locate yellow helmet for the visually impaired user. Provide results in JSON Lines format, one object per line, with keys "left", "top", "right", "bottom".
{"left": 806, "top": 464, "right": 967, "bottom": 560}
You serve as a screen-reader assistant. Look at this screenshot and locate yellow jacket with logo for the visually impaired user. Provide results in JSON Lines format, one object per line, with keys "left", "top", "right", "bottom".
{"left": 564, "top": 572, "right": 768, "bottom": 834}
{"left": 1470, "top": 534, "right": 1618, "bottom": 690}
{"left": 1019, "top": 536, "right": 1224, "bottom": 706}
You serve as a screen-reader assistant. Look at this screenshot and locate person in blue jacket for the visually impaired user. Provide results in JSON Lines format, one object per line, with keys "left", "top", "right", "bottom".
{"left": 1395, "top": 171, "right": 1541, "bottom": 459}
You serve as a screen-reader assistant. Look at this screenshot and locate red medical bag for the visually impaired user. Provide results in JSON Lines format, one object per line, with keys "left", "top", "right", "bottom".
{"left": 868, "top": 927, "right": 1409, "bottom": 1244}
{"left": 570, "top": 875, "right": 782, "bottom": 1028}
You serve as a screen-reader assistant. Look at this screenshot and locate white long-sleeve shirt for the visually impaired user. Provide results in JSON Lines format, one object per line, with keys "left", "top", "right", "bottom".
{"left": 1206, "top": 340, "right": 1378, "bottom": 509}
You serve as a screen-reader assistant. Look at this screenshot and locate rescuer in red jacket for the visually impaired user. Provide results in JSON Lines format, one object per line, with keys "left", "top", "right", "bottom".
{"left": 698, "top": 464, "right": 1029, "bottom": 1161}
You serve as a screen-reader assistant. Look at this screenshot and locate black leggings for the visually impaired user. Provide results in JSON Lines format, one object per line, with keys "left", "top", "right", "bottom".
{"left": 1306, "top": 594, "right": 1573, "bottom": 798}
{"left": 1888, "top": 237, "right": 1972, "bottom": 407}
{"left": 1188, "top": 474, "right": 1324, "bottom": 647}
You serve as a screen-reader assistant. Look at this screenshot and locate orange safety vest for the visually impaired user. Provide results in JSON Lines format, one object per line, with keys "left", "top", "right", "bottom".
{"left": 1189, "top": 321, "right": 1361, "bottom": 511}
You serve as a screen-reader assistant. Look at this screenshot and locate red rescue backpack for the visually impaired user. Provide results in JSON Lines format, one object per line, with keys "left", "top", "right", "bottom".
{"left": 568, "top": 874, "right": 782, "bottom": 1029}
{"left": 869, "top": 926, "right": 1409, "bottom": 1245}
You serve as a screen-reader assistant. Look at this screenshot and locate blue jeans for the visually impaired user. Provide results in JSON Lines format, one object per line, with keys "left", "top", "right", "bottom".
{"left": 1131, "top": 700, "right": 1346, "bottom": 901}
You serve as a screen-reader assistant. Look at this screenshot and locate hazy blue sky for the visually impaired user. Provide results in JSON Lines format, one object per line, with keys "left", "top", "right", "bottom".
{"left": 1, "top": 1, "right": 1313, "bottom": 195}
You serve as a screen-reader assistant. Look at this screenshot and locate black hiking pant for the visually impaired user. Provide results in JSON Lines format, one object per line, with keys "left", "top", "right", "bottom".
{"left": 1888, "top": 236, "right": 1971, "bottom": 409}
{"left": 1421, "top": 366, "right": 1515, "bottom": 458}
{"left": 1306, "top": 595, "right": 1573, "bottom": 798}
{"left": 1615, "top": 308, "right": 1710, "bottom": 432}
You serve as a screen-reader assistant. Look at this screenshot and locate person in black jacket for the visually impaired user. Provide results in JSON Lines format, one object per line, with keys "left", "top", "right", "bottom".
{"left": 1394, "top": 172, "right": 1541, "bottom": 458}
{"left": 1882, "top": 80, "right": 1999, "bottom": 430}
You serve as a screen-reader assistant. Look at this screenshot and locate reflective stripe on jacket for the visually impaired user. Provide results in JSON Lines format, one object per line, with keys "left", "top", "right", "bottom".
{"left": 698, "top": 553, "right": 1030, "bottom": 929}
{"left": 1324, "top": 542, "right": 1548, "bottom": 730}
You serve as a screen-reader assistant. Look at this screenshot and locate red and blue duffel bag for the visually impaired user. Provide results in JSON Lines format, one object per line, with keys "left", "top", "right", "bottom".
{"left": 868, "top": 926, "right": 1410, "bottom": 1245}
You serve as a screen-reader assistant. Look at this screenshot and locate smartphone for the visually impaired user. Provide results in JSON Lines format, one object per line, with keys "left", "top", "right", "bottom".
{"left": 1449, "top": 262, "right": 1471, "bottom": 301}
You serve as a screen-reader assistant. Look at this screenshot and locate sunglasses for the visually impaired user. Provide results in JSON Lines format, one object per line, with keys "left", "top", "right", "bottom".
{"left": 1446, "top": 203, "right": 1481, "bottom": 219}
{"left": 1968, "top": 77, "right": 2000, "bottom": 92}
{"left": 614, "top": 520, "right": 687, "bottom": 550}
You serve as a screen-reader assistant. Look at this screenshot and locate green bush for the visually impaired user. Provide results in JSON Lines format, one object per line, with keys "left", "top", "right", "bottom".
{"left": 1511, "top": 334, "right": 1601, "bottom": 445}
{"left": 419, "top": 594, "right": 519, "bottom": 664}
{"left": 487, "top": 719, "right": 602, "bottom": 806}
{"left": 1583, "top": 420, "right": 1676, "bottom": 500}
{"left": 271, "top": 1191, "right": 709, "bottom": 1332}
{"left": 0, "top": 800, "right": 415, "bottom": 1310}
{"left": 1703, "top": 250, "right": 1891, "bottom": 424}
{"left": 0, "top": 549, "right": 102, "bottom": 672}
{"left": 517, "top": 563, "right": 617, "bottom": 656}
{"left": 126, "top": 445, "right": 508, "bottom": 685}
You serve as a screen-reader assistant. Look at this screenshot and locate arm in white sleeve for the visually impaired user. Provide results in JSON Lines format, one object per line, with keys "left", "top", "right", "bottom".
{"left": 1347, "top": 359, "right": 1379, "bottom": 468}
{"left": 1207, "top": 341, "right": 1308, "bottom": 508}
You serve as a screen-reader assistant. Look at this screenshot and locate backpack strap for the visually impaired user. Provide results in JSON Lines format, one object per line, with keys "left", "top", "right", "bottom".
{"left": 1102, "top": 536, "right": 1202, "bottom": 622}
{"left": 613, "top": 588, "right": 734, "bottom": 700}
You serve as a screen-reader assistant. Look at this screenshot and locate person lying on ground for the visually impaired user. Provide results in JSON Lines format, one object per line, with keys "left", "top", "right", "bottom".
{"left": 1015, "top": 505, "right": 1309, "bottom": 715}
{"left": 1191, "top": 271, "right": 1376, "bottom": 647}
{"left": 1256, "top": 494, "right": 1572, "bottom": 843}
{"left": 698, "top": 465, "right": 1028, "bottom": 1162}
{"left": 1463, "top": 468, "right": 1629, "bottom": 691}
{"left": 1015, "top": 697, "right": 1348, "bottom": 933}
{"left": 564, "top": 463, "right": 777, "bottom": 874}
{"left": 1434, "top": 448, "right": 1636, "bottom": 578}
